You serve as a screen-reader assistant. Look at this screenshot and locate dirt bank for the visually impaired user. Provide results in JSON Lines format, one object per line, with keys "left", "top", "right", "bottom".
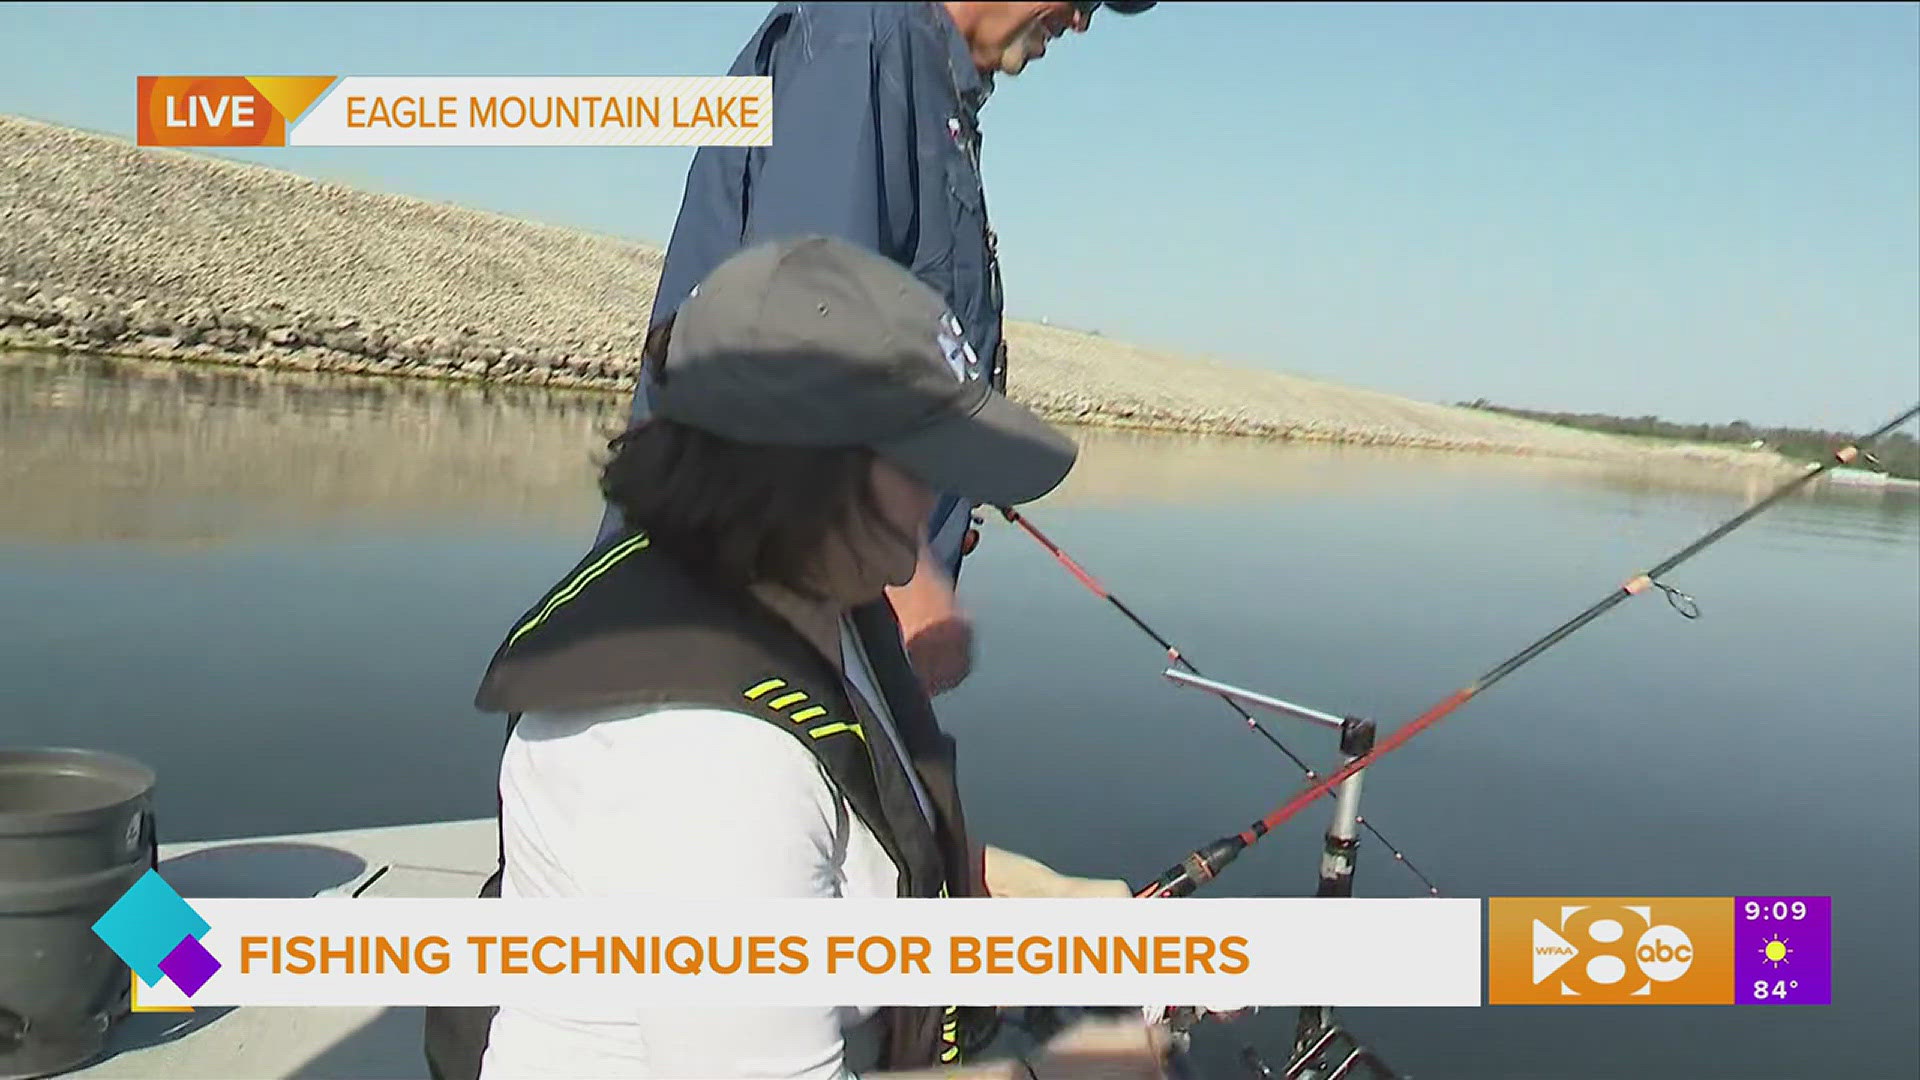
{"left": 0, "top": 113, "right": 1794, "bottom": 474}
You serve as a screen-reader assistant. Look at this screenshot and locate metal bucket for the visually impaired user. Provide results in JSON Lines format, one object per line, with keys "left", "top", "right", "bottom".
{"left": 0, "top": 748, "right": 156, "bottom": 1080}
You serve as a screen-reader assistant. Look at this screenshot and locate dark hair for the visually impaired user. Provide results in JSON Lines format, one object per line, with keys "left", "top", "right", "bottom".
{"left": 600, "top": 317, "right": 905, "bottom": 597}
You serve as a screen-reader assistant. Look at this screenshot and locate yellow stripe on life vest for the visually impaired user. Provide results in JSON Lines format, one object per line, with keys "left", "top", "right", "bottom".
{"left": 807, "top": 722, "right": 865, "bottom": 743}
{"left": 767, "top": 691, "right": 808, "bottom": 711}
{"left": 789, "top": 705, "right": 827, "bottom": 723}
{"left": 508, "top": 533, "right": 651, "bottom": 647}
{"left": 941, "top": 1046, "right": 960, "bottom": 1063}
{"left": 743, "top": 678, "right": 786, "bottom": 701}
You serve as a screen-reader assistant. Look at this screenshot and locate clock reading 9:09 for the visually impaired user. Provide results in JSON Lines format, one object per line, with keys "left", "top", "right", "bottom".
{"left": 1745, "top": 900, "right": 1808, "bottom": 921}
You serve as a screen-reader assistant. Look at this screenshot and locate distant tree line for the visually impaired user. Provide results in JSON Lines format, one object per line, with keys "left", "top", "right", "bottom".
{"left": 1456, "top": 400, "right": 1920, "bottom": 480}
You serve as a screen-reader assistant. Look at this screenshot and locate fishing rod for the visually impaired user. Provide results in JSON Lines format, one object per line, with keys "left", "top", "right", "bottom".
{"left": 996, "top": 502, "right": 1421, "bottom": 1075}
{"left": 999, "top": 404, "right": 1912, "bottom": 1078}
{"left": 997, "top": 508, "right": 1444, "bottom": 899}
{"left": 1122, "top": 402, "right": 1920, "bottom": 900}
{"left": 996, "top": 508, "right": 1423, "bottom": 1076}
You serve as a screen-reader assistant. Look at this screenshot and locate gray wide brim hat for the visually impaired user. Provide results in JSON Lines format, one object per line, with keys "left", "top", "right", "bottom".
{"left": 652, "top": 236, "right": 1078, "bottom": 508}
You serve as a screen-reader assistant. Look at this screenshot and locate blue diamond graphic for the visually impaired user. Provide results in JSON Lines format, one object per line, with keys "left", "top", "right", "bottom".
{"left": 92, "top": 869, "right": 210, "bottom": 986}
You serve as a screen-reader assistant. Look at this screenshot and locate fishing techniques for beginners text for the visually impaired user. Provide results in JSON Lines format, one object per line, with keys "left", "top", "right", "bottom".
{"left": 239, "top": 933, "right": 1252, "bottom": 977}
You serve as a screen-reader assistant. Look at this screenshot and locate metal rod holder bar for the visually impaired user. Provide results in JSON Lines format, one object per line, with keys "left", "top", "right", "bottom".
{"left": 1284, "top": 1028, "right": 1343, "bottom": 1078}
{"left": 1160, "top": 669, "right": 1347, "bottom": 731}
{"left": 1292, "top": 722, "right": 1373, "bottom": 1074}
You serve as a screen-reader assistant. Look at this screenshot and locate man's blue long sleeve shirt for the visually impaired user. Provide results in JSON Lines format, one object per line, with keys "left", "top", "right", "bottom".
{"left": 599, "top": 2, "right": 1004, "bottom": 577}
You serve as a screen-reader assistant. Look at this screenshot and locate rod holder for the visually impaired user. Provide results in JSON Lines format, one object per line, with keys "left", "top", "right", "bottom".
{"left": 1291, "top": 716, "right": 1376, "bottom": 1071}
{"left": 1150, "top": 670, "right": 1398, "bottom": 1077}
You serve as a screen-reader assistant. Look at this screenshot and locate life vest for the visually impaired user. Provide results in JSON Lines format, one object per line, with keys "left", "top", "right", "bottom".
{"left": 423, "top": 529, "right": 991, "bottom": 1078}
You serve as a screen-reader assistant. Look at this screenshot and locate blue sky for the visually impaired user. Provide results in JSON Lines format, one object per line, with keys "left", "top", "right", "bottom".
{"left": 5, "top": 2, "right": 1916, "bottom": 431}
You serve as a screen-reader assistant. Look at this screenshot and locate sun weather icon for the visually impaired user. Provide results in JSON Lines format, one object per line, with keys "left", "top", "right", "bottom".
{"left": 1759, "top": 935, "right": 1792, "bottom": 969}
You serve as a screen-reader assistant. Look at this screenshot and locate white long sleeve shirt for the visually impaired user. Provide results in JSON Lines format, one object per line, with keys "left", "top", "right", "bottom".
{"left": 478, "top": 619, "right": 923, "bottom": 1080}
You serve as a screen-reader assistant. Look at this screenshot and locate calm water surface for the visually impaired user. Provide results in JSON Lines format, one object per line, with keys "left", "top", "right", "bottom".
{"left": 3, "top": 351, "right": 1916, "bottom": 1079}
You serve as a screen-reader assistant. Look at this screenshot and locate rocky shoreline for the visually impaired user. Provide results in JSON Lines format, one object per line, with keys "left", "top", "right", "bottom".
{"left": 0, "top": 271, "right": 1550, "bottom": 450}
{"left": 0, "top": 113, "right": 1801, "bottom": 470}
{"left": 0, "top": 274, "right": 636, "bottom": 392}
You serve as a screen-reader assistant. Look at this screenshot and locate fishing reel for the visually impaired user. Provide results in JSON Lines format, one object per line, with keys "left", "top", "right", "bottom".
{"left": 1256, "top": 1015, "right": 1400, "bottom": 1080}
{"left": 1004, "top": 1004, "right": 1222, "bottom": 1079}
{"left": 1008, "top": 1004, "right": 1396, "bottom": 1079}
{"left": 1173, "top": 1008, "right": 1399, "bottom": 1080}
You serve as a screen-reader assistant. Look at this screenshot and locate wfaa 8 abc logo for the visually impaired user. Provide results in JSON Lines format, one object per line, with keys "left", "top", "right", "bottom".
{"left": 1488, "top": 898, "right": 1734, "bottom": 1005}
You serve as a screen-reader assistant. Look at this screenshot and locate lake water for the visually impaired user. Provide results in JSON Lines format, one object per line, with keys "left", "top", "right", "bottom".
{"left": 3, "top": 350, "right": 1916, "bottom": 1079}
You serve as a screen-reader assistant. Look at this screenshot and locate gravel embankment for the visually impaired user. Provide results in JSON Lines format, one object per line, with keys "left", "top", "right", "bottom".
{"left": 0, "top": 113, "right": 1793, "bottom": 471}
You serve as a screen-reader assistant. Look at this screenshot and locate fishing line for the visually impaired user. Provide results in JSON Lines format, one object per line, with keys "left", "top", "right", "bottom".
{"left": 1122, "top": 402, "right": 1920, "bottom": 898}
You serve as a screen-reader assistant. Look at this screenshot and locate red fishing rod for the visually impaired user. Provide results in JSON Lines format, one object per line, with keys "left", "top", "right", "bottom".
{"left": 1009, "top": 402, "right": 1920, "bottom": 900}
{"left": 1127, "top": 402, "right": 1919, "bottom": 898}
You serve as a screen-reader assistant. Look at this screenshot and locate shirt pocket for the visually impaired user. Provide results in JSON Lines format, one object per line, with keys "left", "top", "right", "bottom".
{"left": 941, "top": 145, "right": 990, "bottom": 329}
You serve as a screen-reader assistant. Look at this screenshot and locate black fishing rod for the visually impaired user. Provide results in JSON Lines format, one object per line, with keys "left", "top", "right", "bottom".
{"left": 1121, "top": 402, "right": 1920, "bottom": 899}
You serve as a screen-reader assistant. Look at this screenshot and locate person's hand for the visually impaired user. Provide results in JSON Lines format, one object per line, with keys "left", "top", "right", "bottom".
{"left": 885, "top": 545, "right": 973, "bottom": 696}
{"left": 1024, "top": 1014, "right": 1170, "bottom": 1080}
{"left": 980, "top": 846, "right": 1133, "bottom": 899}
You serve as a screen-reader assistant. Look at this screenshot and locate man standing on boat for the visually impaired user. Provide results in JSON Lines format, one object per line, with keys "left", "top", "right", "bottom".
{"left": 597, "top": 0, "right": 1158, "bottom": 698}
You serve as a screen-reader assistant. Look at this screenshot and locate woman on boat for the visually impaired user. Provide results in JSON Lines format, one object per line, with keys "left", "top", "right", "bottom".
{"left": 429, "top": 236, "right": 1167, "bottom": 1080}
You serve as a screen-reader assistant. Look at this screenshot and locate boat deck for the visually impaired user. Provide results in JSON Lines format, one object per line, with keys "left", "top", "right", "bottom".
{"left": 69, "top": 818, "right": 497, "bottom": 1080}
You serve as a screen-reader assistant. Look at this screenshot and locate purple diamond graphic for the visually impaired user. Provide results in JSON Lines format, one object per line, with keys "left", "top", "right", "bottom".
{"left": 158, "top": 935, "right": 221, "bottom": 996}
